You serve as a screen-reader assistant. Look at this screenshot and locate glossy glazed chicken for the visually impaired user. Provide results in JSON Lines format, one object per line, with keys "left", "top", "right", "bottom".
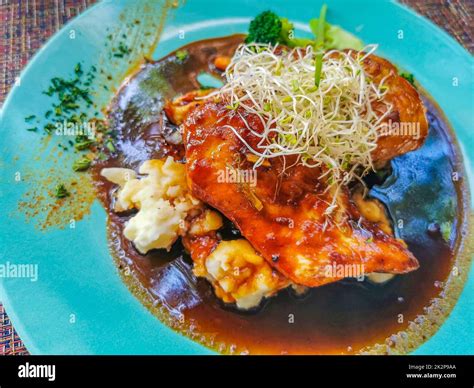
{"left": 352, "top": 52, "right": 429, "bottom": 165}
{"left": 177, "top": 50, "right": 429, "bottom": 288}
{"left": 182, "top": 100, "right": 421, "bottom": 287}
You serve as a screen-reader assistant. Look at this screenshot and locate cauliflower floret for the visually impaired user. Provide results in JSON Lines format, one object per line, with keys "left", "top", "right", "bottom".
{"left": 204, "top": 240, "right": 289, "bottom": 309}
{"left": 366, "top": 272, "right": 395, "bottom": 284}
{"left": 103, "top": 158, "right": 193, "bottom": 212}
{"left": 123, "top": 198, "right": 198, "bottom": 254}
{"left": 101, "top": 157, "right": 202, "bottom": 254}
{"left": 188, "top": 209, "right": 223, "bottom": 236}
{"left": 100, "top": 167, "right": 136, "bottom": 187}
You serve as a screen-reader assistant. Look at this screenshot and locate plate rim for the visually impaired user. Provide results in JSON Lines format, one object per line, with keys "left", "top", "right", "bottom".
{"left": 0, "top": 0, "right": 472, "bottom": 355}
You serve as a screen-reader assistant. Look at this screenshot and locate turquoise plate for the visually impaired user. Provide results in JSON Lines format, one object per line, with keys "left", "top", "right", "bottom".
{"left": 0, "top": 0, "right": 472, "bottom": 354}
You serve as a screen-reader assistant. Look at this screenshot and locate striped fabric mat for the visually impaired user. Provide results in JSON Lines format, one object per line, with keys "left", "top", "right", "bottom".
{"left": 0, "top": 0, "right": 472, "bottom": 355}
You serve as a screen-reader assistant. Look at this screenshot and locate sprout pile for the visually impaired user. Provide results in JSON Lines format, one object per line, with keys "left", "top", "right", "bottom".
{"left": 206, "top": 43, "right": 393, "bottom": 214}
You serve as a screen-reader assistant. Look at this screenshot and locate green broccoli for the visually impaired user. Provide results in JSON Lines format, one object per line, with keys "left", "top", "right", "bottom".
{"left": 246, "top": 8, "right": 363, "bottom": 51}
{"left": 245, "top": 11, "right": 283, "bottom": 45}
{"left": 245, "top": 11, "right": 313, "bottom": 47}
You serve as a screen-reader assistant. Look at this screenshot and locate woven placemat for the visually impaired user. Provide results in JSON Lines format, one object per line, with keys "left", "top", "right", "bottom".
{"left": 0, "top": 0, "right": 472, "bottom": 355}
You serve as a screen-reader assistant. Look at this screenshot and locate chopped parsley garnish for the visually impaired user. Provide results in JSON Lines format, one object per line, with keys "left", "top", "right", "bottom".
{"left": 25, "top": 115, "right": 36, "bottom": 123}
{"left": 72, "top": 157, "right": 92, "bottom": 172}
{"left": 175, "top": 49, "right": 189, "bottom": 62}
{"left": 74, "top": 63, "right": 83, "bottom": 77}
{"left": 54, "top": 184, "right": 70, "bottom": 199}
{"left": 74, "top": 139, "right": 95, "bottom": 151}
{"left": 440, "top": 221, "right": 452, "bottom": 242}
{"left": 23, "top": 61, "right": 114, "bottom": 201}
{"left": 25, "top": 62, "right": 103, "bottom": 154}
{"left": 113, "top": 42, "right": 131, "bottom": 58}
{"left": 105, "top": 140, "right": 116, "bottom": 153}
{"left": 97, "top": 152, "right": 108, "bottom": 161}
{"left": 44, "top": 123, "right": 56, "bottom": 134}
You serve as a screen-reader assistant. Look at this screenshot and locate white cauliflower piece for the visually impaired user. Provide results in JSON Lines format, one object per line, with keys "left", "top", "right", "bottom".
{"left": 367, "top": 272, "right": 395, "bottom": 284}
{"left": 101, "top": 157, "right": 201, "bottom": 254}
{"left": 100, "top": 167, "right": 136, "bottom": 187}
{"left": 188, "top": 209, "right": 224, "bottom": 236}
{"left": 204, "top": 240, "right": 289, "bottom": 309}
{"left": 123, "top": 198, "right": 197, "bottom": 254}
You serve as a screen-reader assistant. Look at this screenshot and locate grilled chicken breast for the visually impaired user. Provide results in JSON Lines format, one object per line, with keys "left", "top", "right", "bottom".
{"left": 354, "top": 51, "right": 429, "bottom": 165}
{"left": 182, "top": 101, "right": 420, "bottom": 287}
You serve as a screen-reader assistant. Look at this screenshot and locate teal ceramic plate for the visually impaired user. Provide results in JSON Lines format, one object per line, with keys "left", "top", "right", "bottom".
{"left": 0, "top": 0, "right": 472, "bottom": 354}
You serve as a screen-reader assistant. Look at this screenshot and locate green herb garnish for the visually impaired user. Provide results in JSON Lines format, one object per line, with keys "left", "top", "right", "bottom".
{"left": 74, "top": 139, "right": 95, "bottom": 151}
{"left": 113, "top": 42, "right": 131, "bottom": 58}
{"left": 97, "top": 152, "right": 108, "bottom": 161}
{"left": 44, "top": 123, "right": 56, "bottom": 134}
{"left": 440, "top": 221, "right": 452, "bottom": 242}
{"left": 74, "top": 63, "right": 83, "bottom": 76}
{"left": 226, "top": 102, "right": 240, "bottom": 110}
{"left": 105, "top": 140, "right": 116, "bottom": 153}
{"left": 25, "top": 115, "right": 36, "bottom": 123}
{"left": 72, "top": 157, "right": 92, "bottom": 172}
{"left": 54, "top": 184, "right": 70, "bottom": 199}
{"left": 314, "top": 4, "right": 327, "bottom": 87}
{"left": 175, "top": 49, "right": 189, "bottom": 62}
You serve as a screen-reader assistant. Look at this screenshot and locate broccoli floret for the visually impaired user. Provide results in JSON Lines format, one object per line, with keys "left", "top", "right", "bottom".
{"left": 246, "top": 11, "right": 313, "bottom": 48}
{"left": 245, "top": 11, "right": 283, "bottom": 45}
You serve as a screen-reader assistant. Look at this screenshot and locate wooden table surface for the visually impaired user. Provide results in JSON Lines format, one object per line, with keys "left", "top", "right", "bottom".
{"left": 0, "top": 0, "right": 472, "bottom": 355}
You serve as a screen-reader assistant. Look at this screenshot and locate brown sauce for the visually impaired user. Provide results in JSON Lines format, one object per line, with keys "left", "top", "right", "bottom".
{"left": 91, "top": 35, "right": 469, "bottom": 354}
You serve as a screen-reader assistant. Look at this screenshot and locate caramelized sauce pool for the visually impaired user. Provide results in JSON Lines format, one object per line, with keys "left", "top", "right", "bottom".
{"left": 92, "top": 35, "right": 467, "bottom": 354}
